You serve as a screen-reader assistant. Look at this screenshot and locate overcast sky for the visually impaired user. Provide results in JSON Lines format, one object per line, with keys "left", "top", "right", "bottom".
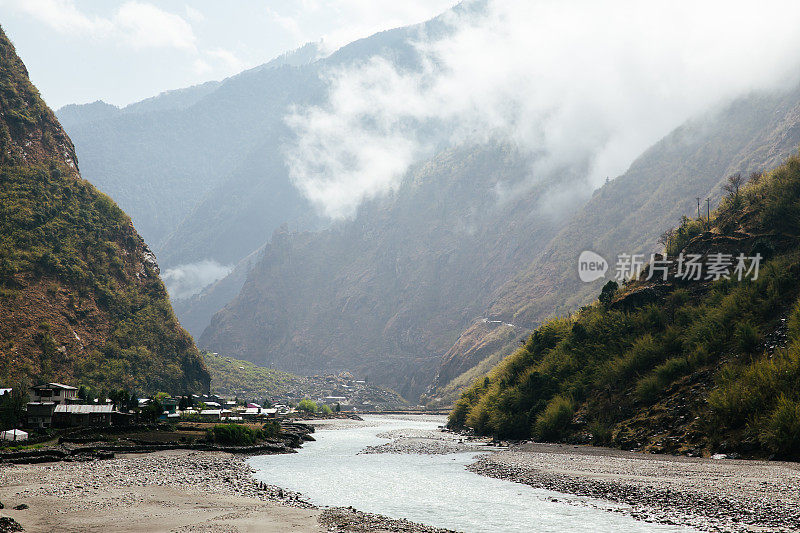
{"left": 0, "top": 0, "right": 458, "bottom": 109}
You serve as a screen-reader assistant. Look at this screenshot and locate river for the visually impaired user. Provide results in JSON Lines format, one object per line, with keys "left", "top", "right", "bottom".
{"left": 248, "top": 415, "right": 693, "bottom": 533}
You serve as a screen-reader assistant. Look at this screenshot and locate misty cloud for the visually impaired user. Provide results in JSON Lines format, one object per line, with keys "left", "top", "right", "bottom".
{"left": 284, "top": 0, "right": 800, "bottom": 219}
{"left": 162, "top": 260, "right": 233, "bottom": 300}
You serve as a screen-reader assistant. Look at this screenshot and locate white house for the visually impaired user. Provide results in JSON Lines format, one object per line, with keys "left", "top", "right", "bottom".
{"left": 0, "top": 429, "right": 28, "bottom": 441}
{"left": 199, "top": 409, "right": 222, "bottom": 421}
{"left": 29, "top": 383, "right": 77, "bottom": 405}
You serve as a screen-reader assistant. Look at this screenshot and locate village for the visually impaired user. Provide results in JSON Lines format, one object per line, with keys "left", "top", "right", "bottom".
{"left": 0, "top": 378, "right": 392, "bottom": 444}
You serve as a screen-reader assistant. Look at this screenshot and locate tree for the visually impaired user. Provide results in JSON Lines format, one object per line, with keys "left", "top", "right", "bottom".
{"left": 78, "top": 385, "right": 95, "bottom": 403}
{"left": 108, "top": 390, "right": 131, "bottom": 411}
{"left": 142, "top": 398, "right": 164, "bottom": 422}
{"left": 297, "top": 398, "right": 318, "bottom": 413}
{"left": 262, "top": 398, "right": 272, "bottom": 408}
{"left": 658, "top": 227, "right": 675, "bottom": 253}
{"left": 599, "top": 280, "right": 618, "bottom": 307}
{"left": 0, "top": 387, "right": 28, "bottom": 430}
{"left": 723, "top": 173, "right": 744, "bottom": 198}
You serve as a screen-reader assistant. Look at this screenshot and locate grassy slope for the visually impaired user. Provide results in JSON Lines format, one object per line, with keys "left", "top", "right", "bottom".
{"left": 202, "top": 352, "right": 309, "bottom": 398}
{"left": 0, "top": 26, "right": 209, "bottom": 394}
{"left": 450, "top": 154, "right": 800, "bottom": 459}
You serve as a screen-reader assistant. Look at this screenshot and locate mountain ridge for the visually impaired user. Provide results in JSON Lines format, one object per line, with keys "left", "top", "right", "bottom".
{"left": 0, "top": 26, "right": 209, "bottom": 394}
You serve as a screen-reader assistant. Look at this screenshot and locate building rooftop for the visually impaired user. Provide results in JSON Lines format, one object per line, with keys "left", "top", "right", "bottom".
{"left": 54, "top": 404, "right": 114, "bottom": 414}
{"left": 32, "top": 383, "right": 78, "bottom": 391}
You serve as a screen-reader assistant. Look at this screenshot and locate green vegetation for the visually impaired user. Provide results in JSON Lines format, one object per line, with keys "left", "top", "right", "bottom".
{"left": 202, "top": 352, "right": 309, "bottom": 398}
{"left": 295, "top": 398, "right": 333, "bottom": 415}
{"left": 296, "top": 398, "right": 318, "bottom": 413}
{"left": 0, "top": 26, "right": 208, "bottom": 394}
{"left": 205, "top": 422, "right": 281, "bottom": 445}
{"left": 206, "top": 424, "right": 266, "bottom": 446}
{"left": 263, "top": 420, "right": 282, "bottom": 439}
{"left": 0, "top": 387, "right": 27, "bottom": 431}
{"left": 450, "top": 154, "right": 800, "bottom": 459}
{"left": 0, "top": 163, "right": 209, "bottom": 392}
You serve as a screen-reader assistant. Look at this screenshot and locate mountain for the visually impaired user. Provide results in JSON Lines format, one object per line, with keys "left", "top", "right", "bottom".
{"left": 171, "top": 247, "right": 260, "bottom": 339}
{"left": 54, "top": 13, "right": 457, "bottom": 269}
{"left": 203, "top": 351, "right": 407, "bottom": 408}
{"left": 200, "top": 83, "right": 800, "bottom": 403}
{"left": 200, "top": 143, "right": 574, "bottom": 399}
{"left": 426, "top": 85, "right": 800, "bottom": 404}
{"left": 449, "top": 151, "right": 800, "bottom": 459}
{"left": 0, "top": 26, "right": 209, "bottom": 394}
{"left": 53, "top": 6, "right": 475, "bottom": 339}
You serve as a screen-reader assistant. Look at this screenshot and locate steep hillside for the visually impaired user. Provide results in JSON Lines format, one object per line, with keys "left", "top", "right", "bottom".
{"left": 200, "top": 143, "right": 572, "bottom": 399}
{"left": 0, "top": 27, "right": 209, "bottom": 394}
{"left": 56, "top": 63, "right": 320, "bottom": 257}
{"left": 450, "top": 153, "right": 800, "bottom": 459}
{"left": 203, "top": 352, "right": 310, "bottom": 400}
{"left": 427, "top": 86, "right": 800, "bottom": 403}
{"left": 203, "top": 352, "right": 407, "bottom": 408}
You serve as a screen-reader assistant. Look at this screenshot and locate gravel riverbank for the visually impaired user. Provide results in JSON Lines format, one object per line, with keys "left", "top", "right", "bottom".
{"left": 468, "top": 442, "right": 800, "bottom": 532}
{"left": 4, "top": 418, "right": 797, "bottom": 532}
{"left": 0, "top": 449, "right": 454, "bottom": 532}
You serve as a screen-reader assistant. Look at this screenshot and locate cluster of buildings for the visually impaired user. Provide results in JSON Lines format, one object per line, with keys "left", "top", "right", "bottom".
{"left": 0, "top": 373, "right": 408, "bottom": 443}
{"left": 26, "top": 383, "right": 130, "bottom": 430}
{"left": 0, "top": 385, "right": 292, "bottom": 441}
{"left": 156, "top": 393, "right": 284, "bottom": 422}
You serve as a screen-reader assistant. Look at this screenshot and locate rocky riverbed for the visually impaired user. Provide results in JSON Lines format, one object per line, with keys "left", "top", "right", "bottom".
{"left": 359, "top": 427, "right": 493, "bottom": 455}
{"left": 354, "top": 420, "right": 800, "bottom": 531}
{"left": 0, "top": 449, "right": 456, "bottom": 532}
{"left": 469, "top": 442, "right": 800, "bottom": 532}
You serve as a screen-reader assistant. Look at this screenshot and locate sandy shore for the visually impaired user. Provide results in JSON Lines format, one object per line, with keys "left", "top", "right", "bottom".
{"left": 469, "top": 442, "right": 800, "bottom": 532}
{"left": 0, "top": 448, "right": 453, "bottom": 533}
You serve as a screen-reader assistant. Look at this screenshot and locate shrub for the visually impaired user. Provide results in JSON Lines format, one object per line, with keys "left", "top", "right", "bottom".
{"left": 634, "top": 375, "right": 661, "bottom": 403}
{"left": 263, "top": 420, "right": 281, "bottom": 439}
{"left": 734, "top": 322, "right": 761, "bottom": 357}
{"left": 207, "top": 424, "right": 263, "bottom": 446}
{"left": 654, "top": 357, "right": 691, "bottom": 384}
{"left": 533, "top": 395, "right": 575, "bottom": 441}
{"left": 599, "top": 281, "right": 618, "bottom": 307}
{"left": 588, "top": 420, "right": 612, "bottom": 446}
{"left": 759, "top": 396, "right": 800, "bottom": 457}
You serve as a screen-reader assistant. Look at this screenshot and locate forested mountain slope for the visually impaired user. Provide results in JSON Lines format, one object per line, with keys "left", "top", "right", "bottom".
{"left": 450, "top": 153, "right": 800, "bottom": 459}
{"left": 0, "top": 27, "right": 209, "bottom": 394}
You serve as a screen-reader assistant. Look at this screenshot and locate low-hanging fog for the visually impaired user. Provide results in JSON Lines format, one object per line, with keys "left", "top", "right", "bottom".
{"left": 284, "top": 0, "right": 800, "bottom": 220}
{"left": 163, "top": 260, "right": 233, "bottom": 301}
